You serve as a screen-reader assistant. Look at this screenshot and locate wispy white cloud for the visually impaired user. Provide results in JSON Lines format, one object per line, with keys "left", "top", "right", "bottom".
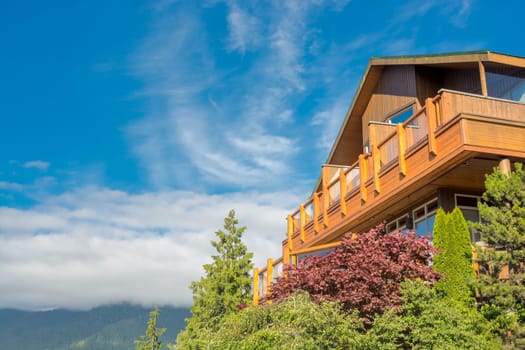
{"left": 225, "top": 1, "right": 262, "bottom": 53}
{"left": 311, "top": 98, "right": 351, "bottom": 152}
{"left": 0, "top": 187, "right": 300, "bottom": 310}
{"left": 127, "top": 1, "right": 356, "bottom": 191}
{"left": 23, "top": 160, "right": 51, "bottom": 171}
{"left": 0, "top": 181, "right": 26, "bottom": 191}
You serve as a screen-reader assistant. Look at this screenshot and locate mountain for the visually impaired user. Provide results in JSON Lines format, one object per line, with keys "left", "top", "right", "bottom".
{"left": 0, "top": 304, "right": 190, "bottom": 350}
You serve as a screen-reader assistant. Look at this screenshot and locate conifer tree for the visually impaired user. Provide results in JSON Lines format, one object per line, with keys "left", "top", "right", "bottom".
{"left": 176, "top": 210, "right": 253, "bottom": 348}
{"left": 135, "top": 307, "right": 166, "bottom": 350}
{"left": 472, "top": 162, "right": 525, "bottom": 346}
{"left": 433, "top": 208, "right": 475, "bottom": 304}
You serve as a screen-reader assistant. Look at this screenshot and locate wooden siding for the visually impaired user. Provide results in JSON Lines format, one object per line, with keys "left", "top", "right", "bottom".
{"left": 361, "top": 66, "right": 417, "bottom": 147}
{"left": 442, "top": 68, "right": 482, "bottom": 95}
{"left": 441, "top": 90, "right": 525, "bottom": 124}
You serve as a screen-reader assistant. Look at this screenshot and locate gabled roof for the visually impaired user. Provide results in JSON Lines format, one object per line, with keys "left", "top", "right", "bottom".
{"left": 312, "top": 50, "right": 525, "bottom": 194}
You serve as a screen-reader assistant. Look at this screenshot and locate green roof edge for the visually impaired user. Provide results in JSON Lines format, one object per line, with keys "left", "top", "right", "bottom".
{"left": 371, "top": 50, "right": 490, "bottom": 60}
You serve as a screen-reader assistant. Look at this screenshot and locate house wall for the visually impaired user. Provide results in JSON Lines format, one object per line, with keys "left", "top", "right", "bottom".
{"left": 361, "top": 66, "right": 417, "bottom": 148}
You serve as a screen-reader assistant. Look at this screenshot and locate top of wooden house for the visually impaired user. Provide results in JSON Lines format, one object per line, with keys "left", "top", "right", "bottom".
{"left": 315, "top": 50, "right": 525, "bottom": 192}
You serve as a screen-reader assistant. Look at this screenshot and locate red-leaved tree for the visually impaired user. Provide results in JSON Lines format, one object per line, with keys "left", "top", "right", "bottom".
{"left": 270, "top": 225, "right": 440, "bottom": 321}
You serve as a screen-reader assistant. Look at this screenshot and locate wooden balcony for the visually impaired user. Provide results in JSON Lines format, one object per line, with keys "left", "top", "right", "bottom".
{"left": 253, "top": 89, "right": 525, "bottom": 304}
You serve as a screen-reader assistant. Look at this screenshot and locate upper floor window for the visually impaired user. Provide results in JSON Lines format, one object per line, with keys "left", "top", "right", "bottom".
{"left": 486, "top": 68, "right": 525, "bottom": 103}
{"left": 385, "top": 102, "right": 416, "bottom": 124}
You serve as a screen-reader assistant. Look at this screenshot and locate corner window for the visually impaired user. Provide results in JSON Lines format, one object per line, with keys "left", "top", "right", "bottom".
{"left": 455, "top": 194, "right": 481, "bottom": 242}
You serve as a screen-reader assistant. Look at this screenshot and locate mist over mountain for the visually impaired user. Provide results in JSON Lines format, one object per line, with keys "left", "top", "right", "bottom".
{"left": 0, "top": 303, "right": 190, "bottom": 350}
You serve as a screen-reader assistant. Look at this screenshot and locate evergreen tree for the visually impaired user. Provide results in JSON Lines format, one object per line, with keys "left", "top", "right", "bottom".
{"left": 472, "top": 162, "right": 525, "bottom": 346}
{"left": 433, "top": 208, "right": 475, "bottom": 304}
{"left": 135, "top": 307, "right": 166, "bottom": 350}
{"left": 176, "top": 210, "right": 254, "bottom": 348}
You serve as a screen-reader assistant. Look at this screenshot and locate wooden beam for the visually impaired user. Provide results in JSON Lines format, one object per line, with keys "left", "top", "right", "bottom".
{"left": 478, "top": 61, "right": 487, "bottom": 96}
{"left": 252, "top": 268, "right": 259, "bottom": 306}
{"left": 426, "top": 98, "right": 438, "bottom": 155}
{"left": 339, "top": 169, "right": 347, "bottom": 216}
{"left": 499, "top": 158, "right": 511, "bottom": 175}
{"left": 397, "top": 123, "right": 407, "bottom": 176}
{"left": 290, "top": 241, "right": 342, "bottom": 255}
{"left": 313, "top": 192, "right": 321, "bottom": 233}
{"left": 286, "top": 214, "right": 294, "bottom": 251}
{"left": 359, "top": 154, "right": 368, "bottom": 202}
{"left": 369, "top": 123, "right": 381, "bottom": 193}
{"left": 299, "top": 204, "right": 306, "bottom": 243}
{"left": 266, "top": 258, "right": 273, "bottom": 296}
{"left": 321, "top": 166, "right": 329, "bottom": 227}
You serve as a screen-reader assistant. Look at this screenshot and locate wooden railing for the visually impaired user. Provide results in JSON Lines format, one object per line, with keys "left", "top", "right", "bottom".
{"left": 252, "top": 257, "right": 283, "bottom": 306}
{"left": 253, "top": 89, "right": 525, "bottom": 304}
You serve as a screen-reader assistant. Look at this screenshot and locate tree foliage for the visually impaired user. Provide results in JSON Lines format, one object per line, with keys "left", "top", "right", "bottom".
{"left": 471, "top": 162, "right": 525, "bottom": 347}
{"left": 368, "top": 280, "right": 497, "bottom": 349}
{"left": 176, "top": 210, "right": 253, "bottom": 348}
{"left": 203, "top": 282, "right": 497, "bottom": 349}
{"left": 270, "top": 225, "right": 440, "bottom": 321}
{"left": 135, "top": 307, "right": 166, "bottom": 350}
{"left": 433, "top": 207, "right": 475, "bottom": 304}
{"left": 200, "top": 292, "right": 366, "bottom": 349}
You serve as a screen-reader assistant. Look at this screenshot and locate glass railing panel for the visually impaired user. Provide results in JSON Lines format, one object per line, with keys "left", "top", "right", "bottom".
{"left": 379, "top": 134, "right": 399, "bottom": 167}
{"left": 345, "top": 166, "right": 360, "bottom": 192}
{"left": 273, "top": 261, "right": 283, "bottom": 283}
{"left": 291, "top": 211, "right": 300, "bottom": 233}
{"left": 304, "top": 200, "right": 314, "bottom": 223}
{"left": 405, "top": 110, "right": 428, "bottom": 149}
{"left": 328, "top": 178, "right": 341, "bottom": 205}
{"left": 258, "top": 273, "right": 265, "bottom": 297}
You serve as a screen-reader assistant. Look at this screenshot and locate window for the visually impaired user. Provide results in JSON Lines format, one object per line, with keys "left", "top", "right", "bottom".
{"left": 413, "top": 198, "right": 438, "bottom": 237}
{"left": 386, "top": 102, "right": 416, "bottom": 125}
{"left": 455, "top": 194, "right": 481, "bottom": 242}
{"left": 386, "top": 214, "right": 409, "bottom": 233}
{"left": 296, "top": 247, "right": 333, "bottom": 264}
{"left": 486, "top": 69, "right": 525, "bottom": 102}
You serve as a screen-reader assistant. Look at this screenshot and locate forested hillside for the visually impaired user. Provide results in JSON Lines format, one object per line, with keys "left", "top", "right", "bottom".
{"left": 0, "top": 304, "right": 189, "bottom": 350}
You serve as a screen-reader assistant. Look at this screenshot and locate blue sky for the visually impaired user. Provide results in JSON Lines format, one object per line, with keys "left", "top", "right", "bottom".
{"left": 1, "top": 0, "right": 523, "bottom": 310}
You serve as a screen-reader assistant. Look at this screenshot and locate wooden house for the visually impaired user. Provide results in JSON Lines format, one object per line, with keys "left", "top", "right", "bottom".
{"left": 253, "top": 50, "right": 525, "bottom": 305}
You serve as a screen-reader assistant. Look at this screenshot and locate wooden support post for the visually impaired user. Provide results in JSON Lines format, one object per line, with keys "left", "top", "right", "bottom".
{"left": 499, "top": 158, "right": 511, "bottom": 175}
{"left": 472, "top": 246, "right": 479, "bottom": 278}
{"left": 287, "top": 214, "right": 294, "bottom": 251}
{"left": 283, "top": 245, "right": 290, "bottom": 266}
{"left": 299, "top": 204, "right": 306, "bottom": 243}
{"left": 369, "top": 124, "right": 381, "bottom": 193}
{"left": 321, "top": 166, "right": 329, "bottom": 227}
{"left": 266, "top": 258, "right": 273, "bottom": 296}
{"left": 359, "top": 154, "right": 368, "bottom": 202}
{"left": 252, "top": 268, "right": 259, "bottom": 306}
{"left": 339, "top": 169, "right": 347, "bottom": 216}
{"left": 478, "top": 61, "right": 488, "bottom": 96}
{"left": 313, "top": 192, "right": 321, "bottom": 233}
{"left": 397, "top": 123, "right": 407, "bottom": 176}
{"left": 291, "top": 255, "right": 297, "bottom": 265}
{"left": 426, "top": 98, "right": 438, "bottom": 156}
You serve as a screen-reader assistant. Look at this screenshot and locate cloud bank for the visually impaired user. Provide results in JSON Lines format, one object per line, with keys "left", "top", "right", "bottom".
{"left": 0, "top": 187, "right": 299, "bottom": 310}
